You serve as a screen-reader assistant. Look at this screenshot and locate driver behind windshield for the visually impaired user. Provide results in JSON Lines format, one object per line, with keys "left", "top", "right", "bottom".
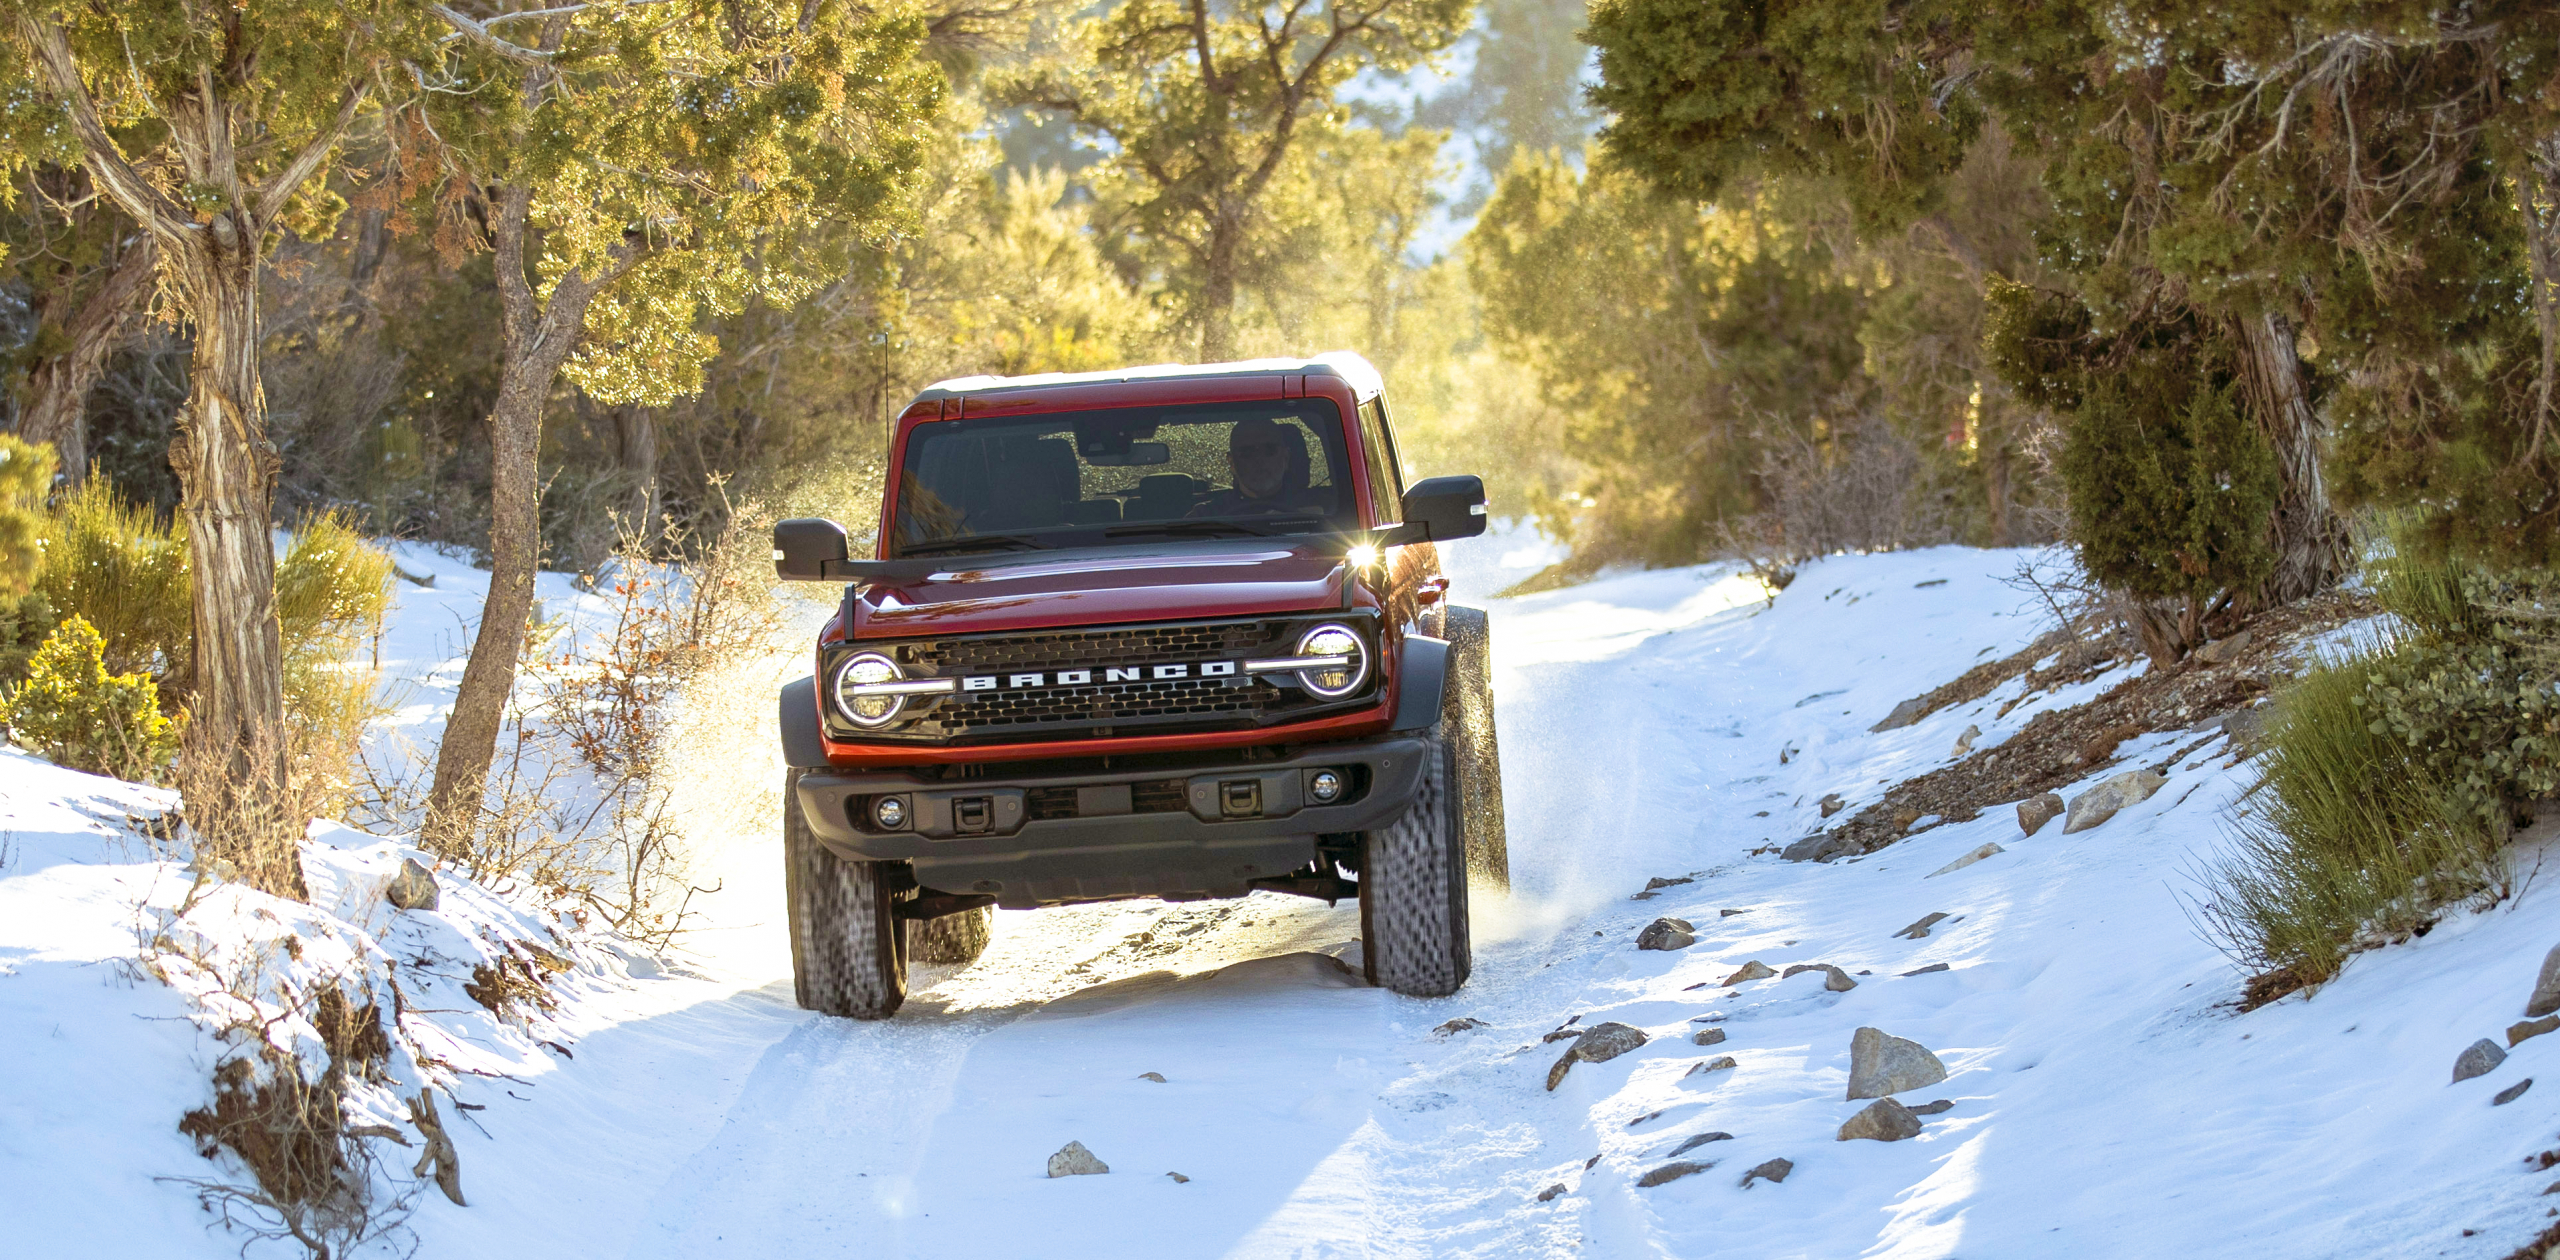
{"left": 1192, "top": 417, "right": 1331, "bottom": 517}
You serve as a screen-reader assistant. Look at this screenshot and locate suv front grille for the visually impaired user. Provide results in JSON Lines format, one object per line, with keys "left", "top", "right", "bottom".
{"left": 824, "top": 613, "right": 1380, "bottom": 747}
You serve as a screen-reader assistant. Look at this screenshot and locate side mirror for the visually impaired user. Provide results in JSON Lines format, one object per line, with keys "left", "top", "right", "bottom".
{"left": 774, "top": 518, "right": 849, "bottom": 580}
{"left": 1395, "top": 474, "right": 1488, "bottom": 544}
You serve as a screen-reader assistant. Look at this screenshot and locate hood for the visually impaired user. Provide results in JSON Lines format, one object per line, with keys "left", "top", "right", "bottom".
{"left": 849, "top": 538, "right": 1350, "bottom": 639}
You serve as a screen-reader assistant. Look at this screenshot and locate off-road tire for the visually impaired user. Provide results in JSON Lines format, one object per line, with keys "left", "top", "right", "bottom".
{"left": 783, "top": 769, "right": 909, "bottom": 1019}
{"left": 1440, "top": 604, "right": 1510, "bottom": 891}
{"left": 906, "top": 903, "right": 994, "bottom": 965}
{"left": 1360, "top": 730, "right": 1471, "bottom": 997}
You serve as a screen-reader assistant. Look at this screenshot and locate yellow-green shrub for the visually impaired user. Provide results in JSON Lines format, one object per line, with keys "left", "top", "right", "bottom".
{"left": 0, "top": 435, "right": 56, "bottom": 595}
{"left": 33, "top": 478, "right": 189, "bottom": 686}
{"left": 275, "top": 513, "right": 395, "bottom": 810}
{"left": 0, "top": 615, "right": 179, "bottom": 780}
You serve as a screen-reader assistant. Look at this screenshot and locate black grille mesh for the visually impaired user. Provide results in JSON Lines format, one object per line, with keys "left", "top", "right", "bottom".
{"left": 890, "top": 620, "right": 1285, "bottom": 673}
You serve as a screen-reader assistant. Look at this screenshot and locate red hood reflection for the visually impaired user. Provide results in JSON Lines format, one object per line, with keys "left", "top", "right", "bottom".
{"left": 850, "top": 541, "right": 1349, "bottom": 638}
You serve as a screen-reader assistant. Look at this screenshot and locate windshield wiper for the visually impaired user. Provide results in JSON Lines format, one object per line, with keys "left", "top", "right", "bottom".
{"left": 897, "top": 534, "right": 1049, "bottom": 557}
{"left": 1104, "top": 516, "right": 1319, "bottom": 539}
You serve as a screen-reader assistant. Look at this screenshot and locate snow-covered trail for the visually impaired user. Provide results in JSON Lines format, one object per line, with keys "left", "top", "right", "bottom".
{"left": 382, "top": 546, "right": 2560, "bottom": 1260}
{"left": 21, "top": 542, "right": 2560, "bottom": 1258}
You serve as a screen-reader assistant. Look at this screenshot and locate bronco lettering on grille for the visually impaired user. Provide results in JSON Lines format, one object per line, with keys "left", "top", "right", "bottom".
{"left": 958, "top": 659, "right": 1244, "bottom": 692}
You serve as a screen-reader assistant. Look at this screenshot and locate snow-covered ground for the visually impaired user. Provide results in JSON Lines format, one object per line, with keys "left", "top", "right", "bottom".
{"left": 7, "top": 543, "right": 2560, "bottom": 1258}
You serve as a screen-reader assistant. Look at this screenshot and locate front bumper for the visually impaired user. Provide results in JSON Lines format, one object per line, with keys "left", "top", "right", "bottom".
{"left": 795, "top": 735, "right": 1431, "bottom": 908}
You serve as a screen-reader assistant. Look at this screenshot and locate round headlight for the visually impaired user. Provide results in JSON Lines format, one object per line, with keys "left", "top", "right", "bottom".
{"left": 834, "top": 652, "right": 906, "bottom": 728}
{"left": 1294, "top": 623, "right": 1368, "bottom": 698}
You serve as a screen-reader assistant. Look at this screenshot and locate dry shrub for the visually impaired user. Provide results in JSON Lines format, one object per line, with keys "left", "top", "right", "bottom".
{"left": 1714, "top": 418, "right": 1951, "bottom": 579}
{"left": 368, "top": 496, "right": 783, "bottom": 949}
{"left": 145, "top": 865, "right": 419, "bottom": 1259}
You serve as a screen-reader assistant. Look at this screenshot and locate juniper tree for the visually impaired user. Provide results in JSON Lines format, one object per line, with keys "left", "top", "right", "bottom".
{"left": 1582, "top": 0, "right": 2358, "bottom": 638}
{"left": 412, "top": 0, "right": 940, "bottom": 854}
{"left": 994, "top": 0, "right": 1473, "bottom": 359}
{"left": 0, "top": 1, "right": 436, "bottom": 897}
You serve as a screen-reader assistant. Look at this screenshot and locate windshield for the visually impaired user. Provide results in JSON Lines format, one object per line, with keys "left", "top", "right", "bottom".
{"left": 890, "top": 399, "right": 1355, "bottom": 557}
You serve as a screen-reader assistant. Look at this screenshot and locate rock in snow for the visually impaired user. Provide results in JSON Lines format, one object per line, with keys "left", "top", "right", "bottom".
{"left": 1871, "top": 698, "right": 1930, "bottom": 732}
{"left": 1670, "top": 1132, "right": 1734, "bottom": 1156}
{"left": 1901, "top": 962, "right": 1951, "bottom": 977}
{"left": 1636, "top": 1160, "right": 1714, "bottom": 1188}
{"left": 1838, "top": 1098, "right": 1924, "bottom": 1142}
{"left": 2063, "top": 770, "right": 2167, "bottom": 834}
{"left": 2018, "top": 792, "right": 2065, "bottom": 836}
{"left": 1432, "top": 1017, "right": 1486, "bottom": 1038}
{"left": 2496, "top": 1079, "right": 2535, "bottom": 1106}
{"left": 1685, "top": 1056, "right": 1738, "bottom": 1078}
{"left": 1692, "top": 1027, "right": 1727, "bottom": 1047}
{"left": 1638, "top": 918, "right": 1697, "bottom": 951}
{"left": 1723, "top": 960, "right": 1777, "bottom": 986}
{"left": 1893, "top": 911, "right": 1951, "bottom": 939}
{"left": 1908, "top": 1099, "right": 1954, "bottom": 1115}
{"left": 2453, "top": 1039, "right": 2508, "bottom": 1085}
{"left": 1740, "top": 1158, "right": 1794, "bottom": 1187}
{"left": 1534, "top": 1183, "right": 1566, "bottom": 1202}
{"left": 1046, "top": 1141, "right": 1109, "bottom": 1177}
{"left": 2511, "top": 1016, "right": 2560, "bottom": 1048}
{"left": 2527, "top": 944, "right": 2560, "bottom": 1018}
{"left": 1928, "top": 843, "right": 2005, "bottom": 878}
{"left": 385, "top": 858, "right": 440, "bottom": 911}
{"left": 1818, "top": 793, "right": 1847, "bottom": 818}
{"left": 1847, "top": 1026, "right": 1949, "bottom": 1099}
{"left": 1548, "top": 1022, "right": 1649, "bottom": 1091}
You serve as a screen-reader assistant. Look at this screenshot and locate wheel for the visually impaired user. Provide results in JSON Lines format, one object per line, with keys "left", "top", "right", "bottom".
{"left": 1360, "top": 729, "right": 1471, "bottom": 997}
{"left": 1440, "top": 604, "right": 1510, "bottom": 892}
{"left": 906, "top": 903, "right": 993, "bottom": 965}
{"left": 783, "top": 768, "right": 909, "bottom": 1018}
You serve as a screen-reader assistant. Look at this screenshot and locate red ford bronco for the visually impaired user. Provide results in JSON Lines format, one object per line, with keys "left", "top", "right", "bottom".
{"left": 772, "top": 354, "right": 1508, "bottom": 1019}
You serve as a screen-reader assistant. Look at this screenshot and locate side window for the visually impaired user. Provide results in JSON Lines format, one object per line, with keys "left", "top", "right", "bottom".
{"left": 1357, "top": 397, "right": 1403, "bottom": 523}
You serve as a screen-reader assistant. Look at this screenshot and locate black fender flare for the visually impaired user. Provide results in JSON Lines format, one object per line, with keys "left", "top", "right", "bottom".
{"left": 780, "top": 676, "right": 828, "bottom": 768}
{"left": 1391, "top": 635, "right": 1450, "bottom": 732}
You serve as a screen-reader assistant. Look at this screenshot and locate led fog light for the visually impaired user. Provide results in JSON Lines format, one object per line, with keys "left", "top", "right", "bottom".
{"left": 873, "top": 796, "right": 908, "bottom": 830}
{"left": 1308, "top": 770, "right": 1344, "bottom": 803}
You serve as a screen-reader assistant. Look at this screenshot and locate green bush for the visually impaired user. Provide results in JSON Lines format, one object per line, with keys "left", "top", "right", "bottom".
{"left": 33, "top": 478, "right": 190, "bottom": 686}
{"left": 0, "top": 615, "right": 179, "bottom": 781}
{"left": 0, "top": 591, "right": 57, "bottom": 687}
{"left": 1985, "top": 283, "right": 2280, "bottom": 657}
{"left": 0, "top": 435, "right": 56, "bottom": 595}
{"left": 2204, "top": 529, "right": 2559, "bottom": 988}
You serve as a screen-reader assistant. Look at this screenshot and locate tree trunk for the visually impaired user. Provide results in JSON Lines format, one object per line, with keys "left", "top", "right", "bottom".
{"left": 613, "top": 405, "right": 660, "bottom": 544}
{"left": 424, "top": 186, "right": 627, "bottom": 856}
{"left": 19, "top": 233, "right": 157, "bottom": 482}
{"left": 167, "top": 219, "right": 303, "bottom": 900}
{"left": 2516, "top": 136, "right": 2560, "bottom": 464}
{"left": 2233, "top": 311, "right": 2347, "bottom": 605}
{"left": 1199, "top": 221, "right": 1239, "bottom": 362}
{"left": 1984, "top": 436, "right": 2012, "bottom": 548}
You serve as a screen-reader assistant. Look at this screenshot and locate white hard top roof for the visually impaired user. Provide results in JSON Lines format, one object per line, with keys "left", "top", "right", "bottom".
{"left": 921, "top": 351, "right": 1384, "bottom": 403}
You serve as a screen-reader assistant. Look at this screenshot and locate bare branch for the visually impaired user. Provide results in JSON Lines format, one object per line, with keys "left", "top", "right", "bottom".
{"left": 254, "top": 78, "right": 372, "bottom": 229}
{"left": 433, "top": 4, "right": 559, "bottom": 63}
{"left": 14, "top": 16, "right": 192, "bottom": 230}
